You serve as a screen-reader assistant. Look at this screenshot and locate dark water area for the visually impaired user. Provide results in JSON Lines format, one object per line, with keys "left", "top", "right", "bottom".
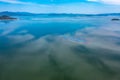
{"left": 0, "top": 16, "right": 120, "bottom": 80}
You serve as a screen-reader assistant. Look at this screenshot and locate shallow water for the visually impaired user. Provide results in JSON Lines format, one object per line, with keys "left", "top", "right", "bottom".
{"left": 0, "top": 16, "right": 120, "bottom": 80}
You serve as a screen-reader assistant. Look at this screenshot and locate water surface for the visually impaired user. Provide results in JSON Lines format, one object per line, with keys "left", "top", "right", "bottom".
{"left": 0, "top": 16, "right": 120, "bottom": 80}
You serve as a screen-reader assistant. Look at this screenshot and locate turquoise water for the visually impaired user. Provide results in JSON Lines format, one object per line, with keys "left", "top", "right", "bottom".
{"left": 0, "top": 16, "right": 120, "bottom": 80}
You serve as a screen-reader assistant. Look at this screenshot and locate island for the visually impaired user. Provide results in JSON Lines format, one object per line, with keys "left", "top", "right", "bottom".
{"left": 111, "top": 18, "right": 120, "bottom": 21}
{"left": 0, "top": 15, "right": 17, "bottom": 20}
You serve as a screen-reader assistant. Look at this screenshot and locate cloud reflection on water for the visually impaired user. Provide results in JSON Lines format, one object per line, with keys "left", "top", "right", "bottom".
{"left": 0, "top": 19, "right": 120, "bottom": 80}
{"left": 62, "top": 24, "right": 120, "bottom": 52}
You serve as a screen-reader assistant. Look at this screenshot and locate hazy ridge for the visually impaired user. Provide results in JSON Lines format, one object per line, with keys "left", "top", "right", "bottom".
{"left": 1, "top": 11, "right": 120, "bottom": 16}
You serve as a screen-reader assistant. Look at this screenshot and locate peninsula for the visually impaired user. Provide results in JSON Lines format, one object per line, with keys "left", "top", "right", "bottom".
{"left": 0, "top": 15, "right": 17, "bottom": 20}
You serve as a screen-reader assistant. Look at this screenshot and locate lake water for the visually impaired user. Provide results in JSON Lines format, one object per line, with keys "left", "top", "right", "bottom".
{"left": 0, "top": 16, "right": 120, "bottom": 80}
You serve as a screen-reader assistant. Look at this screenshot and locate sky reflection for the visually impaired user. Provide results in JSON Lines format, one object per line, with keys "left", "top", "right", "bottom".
{"left": 0, "top": 17, "right": 120, "bottom": 80}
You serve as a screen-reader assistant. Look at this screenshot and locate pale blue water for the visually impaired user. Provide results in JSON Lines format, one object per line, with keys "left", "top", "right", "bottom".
{"left": 0, "top": 16, "right": 120, "bottom": 80}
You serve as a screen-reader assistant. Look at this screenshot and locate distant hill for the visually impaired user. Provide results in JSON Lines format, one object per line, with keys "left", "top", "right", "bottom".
{"left": 94, "top": 13, "right": 120, "bottom": 16}
{"left": 0, "top": 11, "right": 36, "bottom": 16}
{"left": 0, "top": 11, "right": 120, "bottom": 16}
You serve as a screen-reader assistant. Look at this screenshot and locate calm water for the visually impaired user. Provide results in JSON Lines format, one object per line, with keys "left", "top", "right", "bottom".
{"left": 0, "top": 16, "right": 120, "bottom": 80}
